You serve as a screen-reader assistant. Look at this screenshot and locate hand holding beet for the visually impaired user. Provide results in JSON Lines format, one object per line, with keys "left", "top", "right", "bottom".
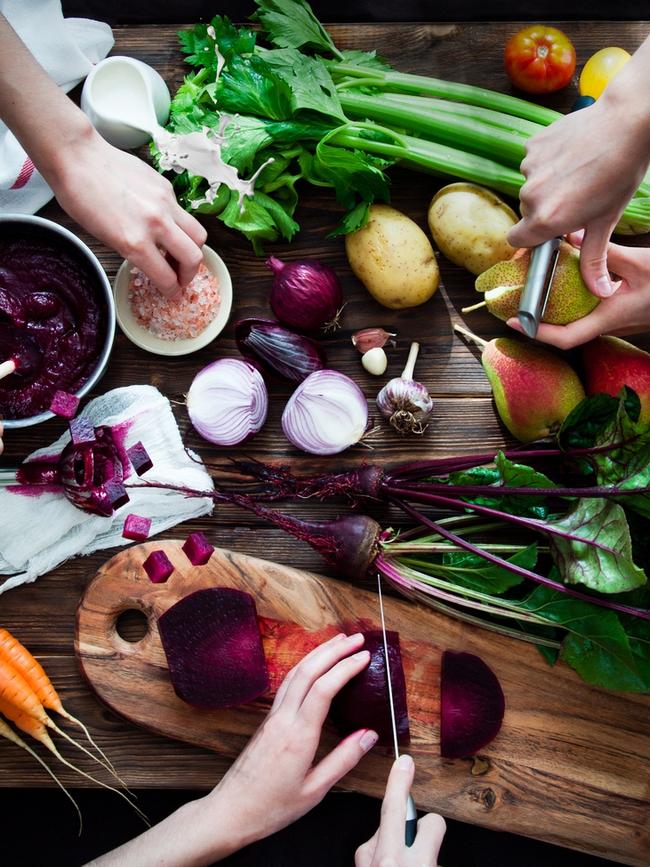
{"left": 201, "top": 633, "right": 377, "bottom": 853}
{"left": 355, "top": 756, "right": 446, "bottom": 867}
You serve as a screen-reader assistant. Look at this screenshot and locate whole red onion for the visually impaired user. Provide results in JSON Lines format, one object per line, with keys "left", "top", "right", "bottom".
{"left": 267, "top": 256, "right": 343, "bottom": 333}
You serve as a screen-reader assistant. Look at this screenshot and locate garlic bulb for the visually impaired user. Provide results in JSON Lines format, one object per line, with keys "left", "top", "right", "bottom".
{"left": 376, "top": 341, "right": 433, "bottom": 434}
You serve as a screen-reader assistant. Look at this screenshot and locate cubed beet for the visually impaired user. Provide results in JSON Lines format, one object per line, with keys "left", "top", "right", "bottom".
{"left": 158, "top": 588, "right": 269, "bottom": 709}
{"left": 69, "top": 416, "right": 96, "bottom": 446}
{"left": 330, "top": 629, "right": 409, "bottom": 746}
{"left": 50, "top": 390, "right": 80, "bottom": 419}
{"left": 182, "top": 532, "right": 215, "bottom": 566}
{"left": 104, "top": 478, "right": 129, "bottom": 510}
{"left": 122, "top": 514, "right": 152, "bottom": 541}
{"left": 143, "top": 549, "right": 175, "bottom": 583}
{"left": 126, "top": 441, "right": 153, "bottom": 476}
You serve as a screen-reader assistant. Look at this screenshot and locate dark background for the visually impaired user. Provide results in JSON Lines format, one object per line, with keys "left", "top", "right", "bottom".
{"left": 4, "top": 2, "right": 643, "bottom": 866}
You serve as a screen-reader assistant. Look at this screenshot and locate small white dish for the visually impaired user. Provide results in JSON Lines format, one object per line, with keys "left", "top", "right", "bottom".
{"left": 113, "top": 245, "right": 233, "bottom": 356}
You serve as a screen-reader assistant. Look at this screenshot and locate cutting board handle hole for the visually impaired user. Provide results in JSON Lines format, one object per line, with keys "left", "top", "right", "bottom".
{"left": 115, "top": 608, "right": 149, "bottom": 644}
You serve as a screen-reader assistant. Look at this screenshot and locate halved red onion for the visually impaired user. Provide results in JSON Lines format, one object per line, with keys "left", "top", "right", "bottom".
{"left": 281, "top": 369, "right": 368, "bottom": 456}
{"left": 187, "top": 358, "right": 268, "bottom": 447}
{"left": 235, "top": 318, "right": 325, "bottom": 383}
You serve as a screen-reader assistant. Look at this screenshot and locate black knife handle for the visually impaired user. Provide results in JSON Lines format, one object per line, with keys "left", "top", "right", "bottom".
{"left": 405, "top": 794, "right": 417, "bottom": 846}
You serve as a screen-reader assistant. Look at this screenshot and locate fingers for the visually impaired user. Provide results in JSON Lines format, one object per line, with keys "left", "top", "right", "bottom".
{"left": 579, "top": 218, "right": 619, "bottom": 297}
{"left": 306, "top": 727, "right": 378, "bottom": 798}
{"left": 159, "top": 220, "right": 205, "bottom": 288}
{"left": 506, "top": 314, "right": 604, "bottom": 350}
{"left": 173, "top": 205, "right": 208, "bottom": 249}
{"left": 298, "top": 648, "right": 371, "bottom": 730}
{"left": 354, "top": 830, "right": 378, "bottom": 867}
{"left": 129, "top": 245, "right": 181, "bottom": 299}
{"left": 410, "top": 813, "right": 447, "bottom": 864}
{"left": 275, "top": 632, "right": 365, "bottom": 715}
{"left": 376, "top": 755, "right": 416, "bottom": 854}
{"left": 507, "top": 215, "right": 548, "bottom": 249}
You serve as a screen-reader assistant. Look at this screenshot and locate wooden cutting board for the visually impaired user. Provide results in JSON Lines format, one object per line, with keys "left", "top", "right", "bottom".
{"left": 76, "top": 541, "right": 650, "bottom": 865}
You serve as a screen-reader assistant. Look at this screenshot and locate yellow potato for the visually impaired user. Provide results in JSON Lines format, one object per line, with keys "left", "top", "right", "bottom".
{"left": 345, "top": 204, "right": 439, "bottom": 310}
{"left": 427, "top": 183, "right": 518, "bottom": 276}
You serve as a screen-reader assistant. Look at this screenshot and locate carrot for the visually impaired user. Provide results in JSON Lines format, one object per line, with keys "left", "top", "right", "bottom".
{"left": 0, "top": 628, "right": 115, "bottom": 773}
{"left": 0, "top": 716, "right": 82, "bottom": 832}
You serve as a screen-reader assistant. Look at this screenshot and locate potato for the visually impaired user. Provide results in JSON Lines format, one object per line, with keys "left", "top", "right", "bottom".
{"left": 427, "top": 183, "right": 518, "bottom": 276}
{"left": 345, "top": 204, "right": 439, "bottom": 310}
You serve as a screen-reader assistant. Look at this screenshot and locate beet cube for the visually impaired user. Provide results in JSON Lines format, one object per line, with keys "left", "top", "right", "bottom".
{"left": 50, "top": 390, "right": 80, "bottom": 419}
{"left": 143, "top": 549, "right": 174, "bottom": 583}
{"left": 158, "top": 588, "right": 269, "bottom": 709}
{"left": 330, "top": 629, "right": 409, "bottom": 746}
{"left": 127, "top": 441, "right": 153, "bottom": 476}
{"left": 182, "top": 532, "right": 214, "bottom": 566}
{"left": 122, "top": 514, "right": 152, "bottom": 541}
{"left": 69, "top": 416, "right": 96, "bottom": 446}
{"left": 104, "top": 478, "right": 129, "bottom": 510}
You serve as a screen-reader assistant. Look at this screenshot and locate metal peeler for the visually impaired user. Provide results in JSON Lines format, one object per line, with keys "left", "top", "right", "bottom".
{"left": 517, "top": 237, "right": 562, "bottom": 338}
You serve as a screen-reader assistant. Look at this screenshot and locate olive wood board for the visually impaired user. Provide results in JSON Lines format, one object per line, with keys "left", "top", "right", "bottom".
{"left": 75, "top": 541, "right": 650, "bottom": 865}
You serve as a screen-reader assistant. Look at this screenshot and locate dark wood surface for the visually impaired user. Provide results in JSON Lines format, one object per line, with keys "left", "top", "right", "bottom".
{"left": 2, "top": 19, "right": 650, "bottom": 864}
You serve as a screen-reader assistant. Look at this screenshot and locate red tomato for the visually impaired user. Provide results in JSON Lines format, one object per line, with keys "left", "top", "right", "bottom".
{"left": 504, "top": 25, "right": 576, "bottom": 94}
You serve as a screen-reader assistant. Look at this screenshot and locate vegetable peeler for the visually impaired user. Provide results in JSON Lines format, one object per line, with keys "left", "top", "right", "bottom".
{"left": 377, "top": 573, "right": 418, "bottom": 847}
{"left": 517, "top": 237, "right": 562, "bottom": 338}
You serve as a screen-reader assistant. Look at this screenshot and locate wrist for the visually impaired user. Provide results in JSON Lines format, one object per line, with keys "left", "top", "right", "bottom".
{"left": 177, "top": 793, "right": 249, "bottom": 865}
{"left": 34, "top": 108, "right": 98, "bottom": 186}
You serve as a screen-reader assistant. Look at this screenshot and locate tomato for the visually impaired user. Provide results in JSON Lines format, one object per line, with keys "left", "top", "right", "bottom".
{"left": 504, "top": 25, "right": 576, "bottom": 94}
{"left": 579, "top": 47, "right": 631, "bottom": 99}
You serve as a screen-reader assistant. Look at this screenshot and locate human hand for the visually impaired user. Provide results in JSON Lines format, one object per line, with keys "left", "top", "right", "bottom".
{"left": 508, "top": 97, "right": 650, "bottom": 299}
{"left": 507, "top": 231, "right": 650, "bottom": 349}
{"left": 201, "top": 632, "right": 377, "bottom": 854}
{"left": 49, "top": 127, "right": 207, "bottom": 298}
{"left": 355, "top": 755, "right": 446, "bottom": 866}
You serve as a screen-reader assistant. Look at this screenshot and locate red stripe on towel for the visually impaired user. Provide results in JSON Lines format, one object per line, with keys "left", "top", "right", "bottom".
{"left": 10, "top": 158, "right": 35, "bottom": 189}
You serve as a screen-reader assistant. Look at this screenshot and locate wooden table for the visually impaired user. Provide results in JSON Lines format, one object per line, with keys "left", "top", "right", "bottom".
{"left": 2, "top": 19, "right": 650, "bottom": 865}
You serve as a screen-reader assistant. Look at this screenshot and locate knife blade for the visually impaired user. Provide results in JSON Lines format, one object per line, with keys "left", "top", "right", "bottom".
{"left": 377, "top": 572, "right": 418, "bottom": 847}
{"left": 517, "top": 236, "right": 561, "bottom": 338}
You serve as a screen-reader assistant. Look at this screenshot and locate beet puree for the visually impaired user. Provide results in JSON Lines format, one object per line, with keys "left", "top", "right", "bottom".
{"left": 0, "top": 225, "right": 106, "bottom": 419}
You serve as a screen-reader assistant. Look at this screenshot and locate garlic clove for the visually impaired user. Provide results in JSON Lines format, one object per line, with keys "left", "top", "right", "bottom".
{"left": 352, "top": 327, "right": 396, "bottom": 354}
{"left": 362, "top": 347, "right": 388, "bottom": 376}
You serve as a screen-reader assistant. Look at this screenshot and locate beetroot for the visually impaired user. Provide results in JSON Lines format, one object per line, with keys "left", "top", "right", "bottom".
{"left": 158, "top": 588, "right": 269, "bottom": 709}
{"left": 69, "top": 416, "right": 96, "bottom": 446}
{"left": 50, "top": 389, "right": 80, "bottom": 419}
{"left": 182, "top": 532, "right": 214, "bottom": 566}
{"left": 122, "top": 514, "right": 152, "bottom": 541}
{"left": 330, "top": 630, "right": 409, "bottom": 746}
{"left": 440, "top": 651, "right": 505, "bottom": 759}
{"left": 143, "top": 550, "right": 174, "bottom": 583}
{"left": 104, "top": 478, "right": 129, "bottom": 510}
{"left": 127, "top": 441, "right": 153, "bottom": 476}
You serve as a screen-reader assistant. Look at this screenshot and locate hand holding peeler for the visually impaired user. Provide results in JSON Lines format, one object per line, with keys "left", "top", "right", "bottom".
{"left": 517, "top": 237, "right": 562, "bottom": 339}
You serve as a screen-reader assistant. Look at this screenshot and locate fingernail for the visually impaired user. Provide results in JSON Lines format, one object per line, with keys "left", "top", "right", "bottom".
{"left": 360, "top": 730, "right": 379, "bottom": 752}
{"left": 348, "top": 632, "right": 364, "bottom": 642}
{"left": 397, "top": 754, "right": 413, "bottom": 770}
{"left": 332, "top": 633, "right": 346, "bottom": 641}
{"left": 353, "top": 650, "right": 370, "bottom": 661}
{"left": 596, "top": 276, "right": 616, "bottom": 297}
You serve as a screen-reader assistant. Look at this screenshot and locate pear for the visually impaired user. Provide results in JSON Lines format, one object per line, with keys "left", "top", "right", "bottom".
{"left": 467, "top": 241, "right": 600, "bottom": 325}
{"left": 582, "top": 336, "right": 650, "bottom": 425}
{"left": 454, "top": 324, "right": 585, "bottom": 442}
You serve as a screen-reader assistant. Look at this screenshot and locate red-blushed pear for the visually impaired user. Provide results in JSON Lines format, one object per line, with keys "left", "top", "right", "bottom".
{"left": 582, "top": 336, "right": 650, "bottom": 425}
{"left": 455, "top": 325, "right": 585, "bottom": 442}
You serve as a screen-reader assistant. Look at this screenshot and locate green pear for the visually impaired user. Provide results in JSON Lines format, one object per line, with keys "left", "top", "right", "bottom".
{"left": 455, "top": 326, "right": 585, "bottom": 442}
{"left": 582, "top": 336, "right": 650, "bottom": 425}
{"left": 470, "top": 241, "right": 600, "bottom": 325}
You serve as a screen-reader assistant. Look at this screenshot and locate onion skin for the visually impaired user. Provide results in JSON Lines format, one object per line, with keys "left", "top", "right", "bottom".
{"left": 267, "top": 256, "right": 343, "bottom": 333}
{"left": 235, "top": 318, "right": 326, "bottom": 383}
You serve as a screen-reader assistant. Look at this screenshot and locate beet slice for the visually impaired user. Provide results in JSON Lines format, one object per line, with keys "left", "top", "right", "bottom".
{"left": 330, "top": 629, "right": 409, "bottom": 746}
{"left": 122, "top": 514, "right": 152, "bottom": 541}
{"left": 143, "top": 550, "right": 174, "bottom": 583}
{"left": 127, "top": 441, "right": 153, "bottom": 476}
{"left": 50, "top": 390, "right": 80, "bottom": 419}
{"left": 158, "top": 588, "right": 269, "bottom": 709}
{"left": 182, "top": 532, "right": 214, "bottom": 566}
{"left": 440, "top": 651, "right": 505, "bottom": 759}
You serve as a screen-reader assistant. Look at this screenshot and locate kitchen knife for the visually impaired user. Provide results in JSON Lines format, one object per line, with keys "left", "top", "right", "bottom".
{"left": 377, "top": 572, "right": 418, "bottom": 847}
{"left": 517, "top": 236, "right": 561, "bottom": 338}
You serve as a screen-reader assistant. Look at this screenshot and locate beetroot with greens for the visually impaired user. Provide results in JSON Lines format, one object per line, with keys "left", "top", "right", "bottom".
{"left": 330, "top": 629, "right": 409, "bottom": 746}
{"left": 143, "top": 549, "right": 175, "bottom": 583}
{"left": 440, "top": 651, "right": 504, "bottom": 759}
{"left": 182, "top": 532, "right": 214, "bottom": 566}
{"left": 158, "top": 588, "right": 269, "bottom": 709}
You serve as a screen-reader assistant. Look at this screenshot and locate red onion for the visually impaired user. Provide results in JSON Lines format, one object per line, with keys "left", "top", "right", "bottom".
{"left": 187, "top": 358, "right": 268, "bottom": 446}
{"left": 282, "top": 369, "right": 369, "bottom": 455}
{"left": 267, "top": 256, "right": 343, "bottom": 332}
{"left": 235, "top": 318, "right": 325, "bottom": 383}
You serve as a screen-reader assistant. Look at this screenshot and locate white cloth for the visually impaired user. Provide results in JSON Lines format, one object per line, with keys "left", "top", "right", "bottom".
{"left": 0, "top": 386, "right": 214, "bottom": 593}
{"left": 0, "top": 0, "right": 114, "bottom": 213}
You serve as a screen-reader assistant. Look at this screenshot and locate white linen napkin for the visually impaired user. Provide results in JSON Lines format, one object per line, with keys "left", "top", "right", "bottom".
{"left": 0, "top": 0, "right": 114, "bottom": 214}
{"left": 0, "top": 385, "right": 214, "bottom": 593}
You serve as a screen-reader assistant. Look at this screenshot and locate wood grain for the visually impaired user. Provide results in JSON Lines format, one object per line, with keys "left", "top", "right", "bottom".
{"left": 2, "top": 20, "right": 650, "bottom": 865}
{"left": 76, "top": 542, "right": 650, "bottom": 865}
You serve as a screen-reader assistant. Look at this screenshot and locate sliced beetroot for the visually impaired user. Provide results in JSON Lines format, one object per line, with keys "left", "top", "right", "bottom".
{"left": 143, "top": 549, "right": 175, "bottom": 583}
{"left": 127, "top": 441, "right": 153, "bottom": 476}
{"left": 158, "top": 588, "right": 269, "bottom": 709}
{"left": 182, "top": 532, "right": 214, "bottom": 566}
{"left": 50, "top": 389, "right": 80, "bottom": 419}
{"left": 440, "top": 650, "right": 505, "bottom": 759}
{"left": 69, "top": 416, "right": 96, "bottom": 447}
{"left": 330, "top": 630, "right": 409, "bottom": 746}
{"left": 123, "top": 514, "right": 152, "bottom": 541}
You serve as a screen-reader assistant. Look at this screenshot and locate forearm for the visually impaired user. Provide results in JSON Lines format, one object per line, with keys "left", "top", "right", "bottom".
{"left": 0, "top": 13, "right": 96, "bottom": 180}
{"left": 86, "top": 795, "right": 244, "bottom": 867}
{"left": 598, "top": 36, "right": 650, "bottom": 149}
